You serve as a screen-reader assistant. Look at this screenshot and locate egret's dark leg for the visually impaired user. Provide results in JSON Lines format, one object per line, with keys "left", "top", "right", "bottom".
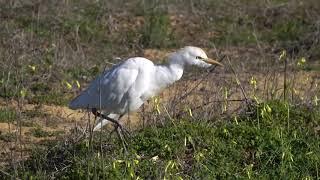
{"left": 116, "top": 126, "right": 128, "bottom": 152}
{"left": 92, "top": 108, "right": 129, "bottom": 151}
{"left": 118, "top": 114, "right": 131, "bottom": 138}
{"left": 92, "top": 108, "right": 122, "bottom": 128}
{"left": 107, "top": 114, "right": 131, "bottom": 141}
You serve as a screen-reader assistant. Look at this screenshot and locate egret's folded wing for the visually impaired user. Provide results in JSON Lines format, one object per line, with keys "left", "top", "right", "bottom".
{"left": 69, "top": 63, "right": 139, "bottom": 110}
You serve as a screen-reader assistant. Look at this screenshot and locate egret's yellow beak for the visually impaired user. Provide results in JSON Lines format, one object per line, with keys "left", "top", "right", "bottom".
{"left": 204, "top": 58, "right": 224, "bottom": 66}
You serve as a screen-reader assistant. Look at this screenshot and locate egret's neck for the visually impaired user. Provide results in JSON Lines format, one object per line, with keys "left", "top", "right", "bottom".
{"left": 155, "top": 61, "right": 184, "bottom": 89}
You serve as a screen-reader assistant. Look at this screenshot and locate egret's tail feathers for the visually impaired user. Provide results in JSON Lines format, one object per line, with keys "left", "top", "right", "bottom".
{"left": 93, "top": 114, "right": 120, "bottom": 131}
{"left": 93, "top": 119, "right": 110, "bottom": 131}
{"left": 69, "top": 93, "right": 89, "bottom": 109}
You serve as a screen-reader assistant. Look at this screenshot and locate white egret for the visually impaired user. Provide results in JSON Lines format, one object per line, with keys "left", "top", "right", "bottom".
{"left": 69, "top": 46, "right": 223, "bottom": 141}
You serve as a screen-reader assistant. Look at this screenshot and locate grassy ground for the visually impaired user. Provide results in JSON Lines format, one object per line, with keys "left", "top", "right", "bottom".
{"left": 0, "top": 0, "right": 320, "bottom": 179}
{"left": 2, "top": 101, "right": 319, "bottom": 179}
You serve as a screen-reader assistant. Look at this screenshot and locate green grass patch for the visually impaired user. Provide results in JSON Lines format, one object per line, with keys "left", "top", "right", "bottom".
{"left": 305, "top": 63, "right": 320, "bottom": 72}
{"left": 0, "top": 132, "right": 16, "bottom": 142}
{"left": 212, "top": 24, "right": 257, "bottom": 46}
{"left": 3, "top": 101, "right": 319, "bottom": 179}
{"left": 260, "top": 19, "right": 312, "bottom": 44}
{"left": 28, "top": 91, "right": 71, "bottom": 106}
{"left": 0, "top": 108, "right": 16, "bottom": 123}
{"left": 140, "top": 11, "right": 177, "bottom": 48}
{"left": 29, "top": 127, "right": 53, "bottom": 138}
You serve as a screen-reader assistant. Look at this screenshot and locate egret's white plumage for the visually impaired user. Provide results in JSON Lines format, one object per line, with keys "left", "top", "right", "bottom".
{"left": 69, "top": 46, "right": 222, "bottom": 131}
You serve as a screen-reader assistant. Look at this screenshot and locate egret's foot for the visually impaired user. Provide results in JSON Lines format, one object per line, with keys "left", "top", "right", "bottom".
{"left": 107, "top": 123, "right": 129, "bottom": 153}
{"left": 92, "top": 109, "right": 130, "bottom": 152}
{"left": 108, "top": 123, "right": 130, "bottom": 139}
{"left": 118, "top": 124, "right": 131, "bottom": 138}
{"left": 116, "top": 126, "right": 128, "bottom": 153}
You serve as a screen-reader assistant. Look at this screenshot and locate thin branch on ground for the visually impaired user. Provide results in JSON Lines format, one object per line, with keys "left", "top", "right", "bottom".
{"left": 173, "top": 55, "right": 226, "bottom": 108}
{"left": 227, "top": 57, "right": 250, "bottom": 106}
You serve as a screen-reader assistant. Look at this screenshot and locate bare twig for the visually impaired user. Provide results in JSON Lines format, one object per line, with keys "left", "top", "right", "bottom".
{"left": 173, "top": 55, "right": 226, "bottom": 107}
{"left": 194, "top": 98, "right": 245, "bottom": 109}
{"left": 0, "top": 167, "right": 22, "bottom": 180}
{"left": 177, "top": 98, "right": 246, "bottom": 117}
{"left": 283, "top": 56, "right": 287, "bottom": 101}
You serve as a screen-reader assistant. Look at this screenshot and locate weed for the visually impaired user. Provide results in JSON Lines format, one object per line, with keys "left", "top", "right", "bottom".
{"left": 66, "top": 66, "right": 100, "bottom": 80}
{"left": 29, "top": 127, "right": 53, "bottom": 138}
{"left": 0, "top": 132, "right": 16, "bottom": 142}
{"left": 212, "top": 23, "right": 257, "bottom": 46}
{"left": 140, "top": 11, "right": 175, "bottom": 48}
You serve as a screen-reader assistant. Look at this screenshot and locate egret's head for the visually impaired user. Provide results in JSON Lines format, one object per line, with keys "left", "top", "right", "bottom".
{"left": 171, "top": 46, "right": 223, "bottom": 68}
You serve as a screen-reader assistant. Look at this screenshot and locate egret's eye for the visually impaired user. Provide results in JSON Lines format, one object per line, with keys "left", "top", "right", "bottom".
{"left": 196, "top": 56, "right": 203, "bottom": 60}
